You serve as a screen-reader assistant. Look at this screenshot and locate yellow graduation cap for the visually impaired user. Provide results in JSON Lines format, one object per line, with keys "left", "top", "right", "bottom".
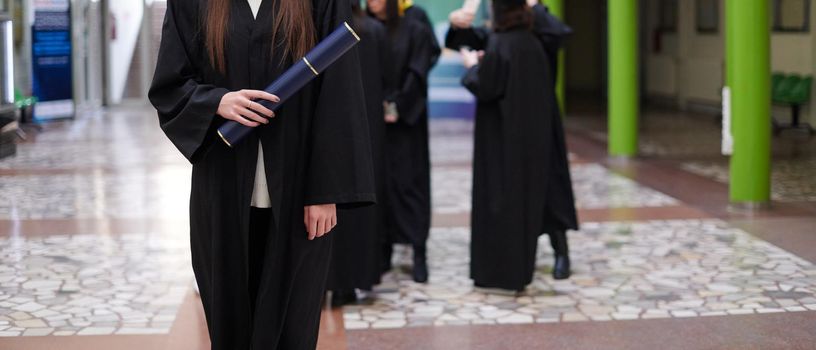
{"left": 399, "top": 0, "right": 413, "bottom": 16}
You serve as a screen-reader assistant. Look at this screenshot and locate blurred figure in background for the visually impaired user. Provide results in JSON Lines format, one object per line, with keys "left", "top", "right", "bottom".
{"left": 399, "top": 0, "right": 441, "bottom": 66}
{"left": 455, "top": 0, "right": 578, "bottom": 291}
{"left": 448, "top": 0, "right": 572, "bottom": 82}
{"left": 326, "top": 0, "right": 392, "bottom": 307}
{"left": 368, "top": 0, "right": 440, "bottom": 283}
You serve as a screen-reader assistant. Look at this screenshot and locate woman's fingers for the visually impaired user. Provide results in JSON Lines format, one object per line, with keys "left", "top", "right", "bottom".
{"left": 231, "top": 113, "right": 261, "bottom": 128}
{"left": 305, "top": 208, "right": 317, "bottom": 240}
{"left": 304, "top": 205, "right": 337, "bottom": 240}
{"left": 242, "top": 90, "right": 281, "bottom": 104}
{"left": 304, "top": 210, "right": 312, "bottom": 240}
{"left": 307, "top": 215, "right": 317, "bottom": 241}
{"left": 236, "top": 107, "right": 268, "bottom": 124}
{"left": 316, "top": 217, "right": 327, "bottom": 238}
{"left": 248, "top": 101, "right": 275, "bottom": 118}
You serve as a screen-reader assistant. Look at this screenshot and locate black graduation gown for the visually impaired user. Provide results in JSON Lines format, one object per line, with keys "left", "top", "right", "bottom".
{"left": 445, "top": 4, "right": 572, "bottom": 79}
{"left": 327, "top": 15, "right": 389, "bottom": 292}
{"left": 149, "top": 0, "right": 375, "bottom": 349}
{"left": 382, "top": 19, "right": 440, "bottom": 249}
{"left": 462, "top": 29, "right": 578, "bottom": 291}
{"left": 403, "top": 5, "right": 441, "bottom": 66}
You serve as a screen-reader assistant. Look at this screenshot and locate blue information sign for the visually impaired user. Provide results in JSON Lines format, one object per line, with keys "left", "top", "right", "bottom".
{"left": 31, "top": 1, "right": 74, "bottom": 121}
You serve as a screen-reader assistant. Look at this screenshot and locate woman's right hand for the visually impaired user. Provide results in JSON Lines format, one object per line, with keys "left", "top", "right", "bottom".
{"left": 460, "top": 48, "right": 482, "bottom": 69}
{"left": 217, "top": 90, "right": 281, "bottom": 127}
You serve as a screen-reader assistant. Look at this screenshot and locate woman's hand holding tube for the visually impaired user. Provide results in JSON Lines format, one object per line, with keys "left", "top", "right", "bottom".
{"left": 217, "top": 90, "right": 280, "bottom": 127}
{"left": 304, "top": 204, "right": 337, "bottom": 240}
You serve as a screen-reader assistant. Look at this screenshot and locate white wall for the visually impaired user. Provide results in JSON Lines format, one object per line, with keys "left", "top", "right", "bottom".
{"left": 644, "top": 0, "right": 723, "bottom": 106}
{"left": 107, "top": 0, "right": 144, "bottom": 104}
{"left": 643, "top": 0, "right": 816, "bottom": 124}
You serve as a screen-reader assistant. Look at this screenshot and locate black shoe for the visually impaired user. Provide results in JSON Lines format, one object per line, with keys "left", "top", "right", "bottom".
{"left": 549, "top": 230, "right": 571, "bottom": 280}
{"left": 331, "top": 290, "right": 357, "bottom": 308}
{"left": 552, "top": 255, "right": 571, "bottom": 280}
{"left": 412, "top": 246, "right": 428, "bottom": 283}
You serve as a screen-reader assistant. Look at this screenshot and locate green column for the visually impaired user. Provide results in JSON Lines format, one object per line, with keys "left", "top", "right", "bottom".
{"left": 608, "top": 0, "right": 639, "bottom": 157}
{"left": 543, "top": 0, "right": 566, "bottom": 114}
{"left": 726, "top": 0, "right": 772, "bottom": 204}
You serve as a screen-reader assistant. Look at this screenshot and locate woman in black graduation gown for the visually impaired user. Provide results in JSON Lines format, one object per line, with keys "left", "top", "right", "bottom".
{"left": 326, "top": 0, "right": 391, "bottom": 307}
{"left": 448, "top": 0, "right": 577, "bottom": 283}
{"left": 447, "top": 0, "right": 572, "bottom": 86}
{"left": 459, "top": 0, "right": 578, "bottom": 291}
{"left": 367, "top": 0, "right": 440, "bottom": 283}
{"left": 149, "top": 0, "right": 375, "bottom": 349}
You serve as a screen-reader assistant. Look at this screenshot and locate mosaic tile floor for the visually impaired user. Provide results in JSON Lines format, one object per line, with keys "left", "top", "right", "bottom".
{"left": 0, "top": 233, "right": 192, "bottom": 337}
{"left": 0, "top": 110, "right": 181, "bottom": 170}
{"left": 433, "top": 164, "right": 678, "bottom": 215}
{"left": 682, "top": 159, "right": 816, "bottom": 202}
{"left": 1, "top": 161, "right": 675, "bottom": 221}
{"left": 344, "top": 220, "right": 816, "bottom": 330}
{"left": 0, "top": 141, "right": 183, "bottom": 170}
{"left": 4, "top": 108, "right": 815, "bottom": 343}
{"left": 0, "top": 167, "right": 191, "bottom": 220}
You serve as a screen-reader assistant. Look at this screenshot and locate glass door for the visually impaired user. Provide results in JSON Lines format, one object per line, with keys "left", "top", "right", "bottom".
{"left": 105, "top": 0, "right": 165, "bottom": 105}
{"left": 73, "top": 0, "right": 105, "bottom": 109}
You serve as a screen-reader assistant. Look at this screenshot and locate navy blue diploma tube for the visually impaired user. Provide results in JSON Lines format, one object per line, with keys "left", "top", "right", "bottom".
{"left": 217, "top": 22, "right": 362, "bottom": 147}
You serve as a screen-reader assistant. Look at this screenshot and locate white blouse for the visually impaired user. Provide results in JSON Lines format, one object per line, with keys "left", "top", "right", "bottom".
{"left": 248, "top": 0, "right": 271, "bottom": 208}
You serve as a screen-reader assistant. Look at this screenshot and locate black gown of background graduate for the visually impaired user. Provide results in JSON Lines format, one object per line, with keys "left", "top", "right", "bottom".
{"left": 446, "top": 4, "right": 572, "bottom": 84}
{"left": 403, "top": 4, "right": 440, "bottom": 66}
{"left": 327, "top": 13, "right": 390, "bottom": 293}
{"left": 380, "top": 17, "right": 440, "bottom": 255}
{"left": 460, "top": 26, "right": 578, "bottom": 289}
{"left": 149, "top": 0, "right": 374, "bottom": 349}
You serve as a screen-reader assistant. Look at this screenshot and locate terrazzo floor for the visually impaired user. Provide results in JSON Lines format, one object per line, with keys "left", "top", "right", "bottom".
{"left": 433, "top": 164, "right": 678, "bottom": 215}
{"left": 0, "top": 233, "right": 191, "bottom": 337}
{"left": 682, "top": 159, "right": 816, "bottom": 202}
{"left": 1, "top": 108, "right": 815, "bottom": 348}
{"left": 343, "top": 221, "right": 816, "bottom": 330}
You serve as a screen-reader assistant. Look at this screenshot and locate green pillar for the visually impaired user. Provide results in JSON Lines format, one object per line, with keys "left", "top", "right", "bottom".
{"left": 608, "top": 0, "right": 639, "bottom": 157}
{"left": 543, "top": 0, "right": 566, "bottom": 114}
{"left": 726, "top": 0, "right": 772, "bottom": 204}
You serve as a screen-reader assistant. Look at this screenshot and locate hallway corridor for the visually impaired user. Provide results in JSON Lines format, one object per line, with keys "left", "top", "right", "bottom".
{"left": 1, "top": 106, "right": 816, "bottom": 349}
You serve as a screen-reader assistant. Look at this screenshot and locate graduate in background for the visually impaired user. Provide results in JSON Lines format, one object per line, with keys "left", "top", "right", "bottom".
{"left": 459, "top": 0, "right": 578, "bottom": 291}
{"left": 447, "top": 0, "right": 572, "bottom": 87}
{"left": 149, "top": 0, "right": 375, "bottom": 348}
{"left": 326, "top": 0, "right": 392, "bottom": 307}
{"left": 368, "top": 0, "right": 440, "bottom": 283}
{"left": 399, "top": 0, "right": 441, "bottom": 66}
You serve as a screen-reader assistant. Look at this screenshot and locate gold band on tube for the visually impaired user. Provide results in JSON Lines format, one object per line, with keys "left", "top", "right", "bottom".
{"left": 345, "top": 21, "right": 361, "bottom": 42}
{"left": 302, "top": 57, "right": 319, "bottom": 76}
{"left": 217, "top": 130, "right": 233, "bottom": 147}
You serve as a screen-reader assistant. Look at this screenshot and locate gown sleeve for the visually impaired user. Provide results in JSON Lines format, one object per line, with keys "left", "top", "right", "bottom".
{"left": 390, "top": 25, "right": 439, "bottom": 126}
{"left": 148, "top": 0, "right": 229, "bottom": 164}
{"left": 304, "top": 0, "right": 376, "bottom": 207}
{"left": 532, "top": 4, "right": 573, "bottom": 54}
{"left": 444, "top": 27, "right": 490, "bottom": 51}
{"left": 462, "top": 41, "right": 508, "bottom": 103}
{"left": 410, "top": 7, "right": 441, "bottom": 66}
{"left": 375, "top": 23, "right": 395, "bottom": 104}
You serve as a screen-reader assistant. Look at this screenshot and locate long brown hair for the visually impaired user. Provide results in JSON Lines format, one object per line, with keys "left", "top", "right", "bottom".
{"left": 492, "top": 3, "right": 533, "bottom": 32}
{"left": 206, "top": 0, "right": 316, "bottom": 72}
